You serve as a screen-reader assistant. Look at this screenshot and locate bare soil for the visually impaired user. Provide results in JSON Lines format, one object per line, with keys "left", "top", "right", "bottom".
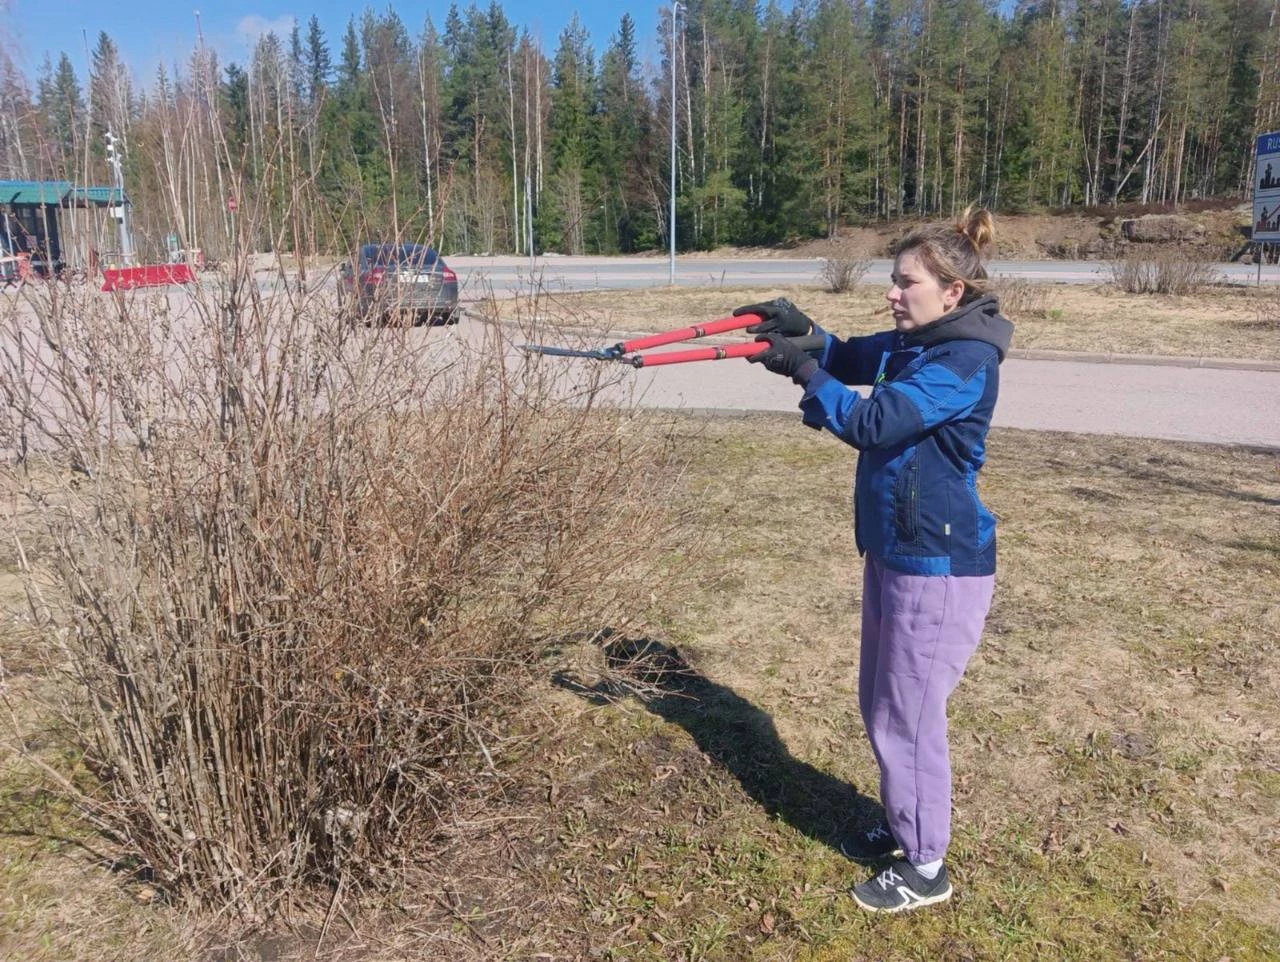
{"left": 748, "top": 202, "right": 1252, "bottom": 262}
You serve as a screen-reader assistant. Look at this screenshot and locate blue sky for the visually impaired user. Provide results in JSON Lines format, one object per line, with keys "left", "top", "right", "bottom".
{"left": 0, "top": 1, "right": 671, "bottom": 87}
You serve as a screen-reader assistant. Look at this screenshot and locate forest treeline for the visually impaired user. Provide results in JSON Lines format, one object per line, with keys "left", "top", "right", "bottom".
{"left": 4, "top": 0, "right": 1280, "bottom": 259}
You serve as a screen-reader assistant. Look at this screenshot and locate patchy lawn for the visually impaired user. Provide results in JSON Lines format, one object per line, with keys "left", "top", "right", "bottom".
{"left": 3, "top": 419, "right": 1278, "bottom": 960}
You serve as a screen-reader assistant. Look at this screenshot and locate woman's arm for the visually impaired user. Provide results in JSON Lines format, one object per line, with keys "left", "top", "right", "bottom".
{"left": 818, "top": 330, "right": 898, "bottom": 386}
{"left": 800, "top": 342, "right": 998, "bottom": 450}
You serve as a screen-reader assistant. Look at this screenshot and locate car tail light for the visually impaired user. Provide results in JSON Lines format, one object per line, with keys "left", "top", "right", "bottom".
{"left": 363, "top": 267, "right": 386, "bottom": 285}
{"left": 441, "top": 266, "right": 457, "bottom": 284}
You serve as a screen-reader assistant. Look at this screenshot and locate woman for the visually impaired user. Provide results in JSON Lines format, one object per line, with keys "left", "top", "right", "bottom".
{"left": 738, "top": 208, "right": 1013, "bottom": 913}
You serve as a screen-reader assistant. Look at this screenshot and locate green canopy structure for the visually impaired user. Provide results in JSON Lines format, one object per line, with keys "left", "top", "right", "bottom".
{"left": 0, "top": 178, "right": 128, "bottom": 275}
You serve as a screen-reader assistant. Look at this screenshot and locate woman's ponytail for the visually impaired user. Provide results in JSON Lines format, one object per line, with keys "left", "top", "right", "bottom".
{"left": 958, "top": 206, "right": 995, "bottom": 256}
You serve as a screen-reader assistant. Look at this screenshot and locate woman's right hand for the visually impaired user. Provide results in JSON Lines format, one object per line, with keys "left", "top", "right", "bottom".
{"left": 732, "top": 298, "right": 814, "bottom": 337}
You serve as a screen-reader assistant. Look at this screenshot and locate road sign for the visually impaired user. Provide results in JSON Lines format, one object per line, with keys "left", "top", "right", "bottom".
{"left": 1253, "top": 131, "right": 1280, "bottom": 242}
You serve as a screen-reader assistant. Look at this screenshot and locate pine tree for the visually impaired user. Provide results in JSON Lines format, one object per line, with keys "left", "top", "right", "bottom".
{"left": 339, "top": 19, "right": 362, "bottom": 94}
{"left": 441, "top": 2, "right": 517, "bottom": 251}
{"left": 304, "top": 15, "right": 332, "bottom": 108}
{"left": 598, "top": 14, "right": 656, "bottom": 251}
{"left": 362, "top": 9, "right": 417, "bottom": 235}
{"left": 37, "top": 52, "right": 84, "bottom": 176}
{"left": 88, "top": 32, "right": 132, "bottom": 167}
{"left": 741, "top": 0, "right": 809, "bottom": 238}
{"left": 543, "top": 15, "right": 594, "bottom": 253}
{"left": 221, "top": 63, "right": 250, "bottom": 159}
{"left": 416, "top": 17, "right": 446, "bottom": 241}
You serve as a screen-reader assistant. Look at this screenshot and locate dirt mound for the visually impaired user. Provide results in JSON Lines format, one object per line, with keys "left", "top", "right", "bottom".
{"left": 781, "top": 202, "right": 1250, "bottom": 262}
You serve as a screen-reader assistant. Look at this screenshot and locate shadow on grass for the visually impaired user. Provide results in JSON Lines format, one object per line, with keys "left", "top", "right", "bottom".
{"left": 1117, "top": 458, "right": 1280, "bottom": 507}
{"left": 552, "top": 635, "right": 881, "bottom": 857}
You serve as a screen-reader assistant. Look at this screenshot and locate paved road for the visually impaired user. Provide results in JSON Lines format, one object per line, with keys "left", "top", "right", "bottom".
{"left": 439, "top": 256, "right": 1280, "bottom": 448}
{"left": 448, "top": 254, "right": 1280, "bottom": 298}
{"left": 6, "top": 263, "right": 1274, "bottom": 452}
{"left": 548, "top": 343, "right": 1280, "bottom": 449}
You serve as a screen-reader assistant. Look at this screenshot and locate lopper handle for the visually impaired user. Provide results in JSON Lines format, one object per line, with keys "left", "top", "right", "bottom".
{"left": 613, "top": 314, "right": 763, "bottom": 355}
{"left": 629, "top": 333, "right": 826, "bottom": 368}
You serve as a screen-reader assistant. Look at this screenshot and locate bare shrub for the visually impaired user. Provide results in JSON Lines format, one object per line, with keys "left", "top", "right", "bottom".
{"left": 1107, "top": 251, "right": 1220, "bottom": 295}
{"left": 990, "top": 278, "right": 1050, "bottom": 319}
{"left": 0, "top": 257, "right": 691, "bottom": 919}
{"left": 1254, "top": 300, "right": 1280, "bottom": 332}
{"left": 819, "top": 248, "right": 870, "bottom": 293}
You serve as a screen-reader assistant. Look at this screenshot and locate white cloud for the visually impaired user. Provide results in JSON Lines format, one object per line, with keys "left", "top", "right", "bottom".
{"left": 234, "top": 14, "right": 296, "bottom": 47}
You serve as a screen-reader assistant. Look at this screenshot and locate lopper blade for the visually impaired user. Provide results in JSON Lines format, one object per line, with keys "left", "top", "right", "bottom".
{"left": 518, "top": 343, "right": 620, "bottom": 360}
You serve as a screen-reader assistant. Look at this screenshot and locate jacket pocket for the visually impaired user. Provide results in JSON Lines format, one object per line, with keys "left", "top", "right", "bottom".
{"left": 894, "top": 456, "right": 919, "bottom": 545}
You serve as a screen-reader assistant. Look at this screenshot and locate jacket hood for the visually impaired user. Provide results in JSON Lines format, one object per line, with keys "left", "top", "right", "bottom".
{"left": 902, "top": 294, "right": 1015, "bottom": 362}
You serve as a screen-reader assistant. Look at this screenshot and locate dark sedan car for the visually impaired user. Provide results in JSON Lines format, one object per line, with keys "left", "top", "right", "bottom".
{"left": 339, "top": 243, "right": 460, "bottom": 325}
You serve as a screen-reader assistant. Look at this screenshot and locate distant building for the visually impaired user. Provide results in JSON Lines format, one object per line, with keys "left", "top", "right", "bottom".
{"left": 0, "top": 180, "right": 127, "bottom": 276}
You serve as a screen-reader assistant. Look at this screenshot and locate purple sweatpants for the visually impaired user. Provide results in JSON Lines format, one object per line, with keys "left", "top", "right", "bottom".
{"left": 858, "top": 555, "right": 995, "bottom": 864}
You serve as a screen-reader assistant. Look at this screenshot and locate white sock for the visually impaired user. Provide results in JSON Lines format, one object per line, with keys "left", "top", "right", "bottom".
{"left": 913, "top": 858, "right": 943, "bottom": 879}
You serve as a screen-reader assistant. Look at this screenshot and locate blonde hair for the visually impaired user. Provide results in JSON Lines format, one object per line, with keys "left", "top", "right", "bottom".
{"left": 897, "top": 207, "right": 996, "bottom": 303}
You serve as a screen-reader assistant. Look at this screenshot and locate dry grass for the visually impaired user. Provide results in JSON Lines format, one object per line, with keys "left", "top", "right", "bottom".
{"left": 497, "top": 281, "right": 1280, "bottom": 361}
{"left": 3, "top": 407, "right": 1278, "bottom": 959}
{"left": 470, "top": 420, "right": 1280, "bottom": 961}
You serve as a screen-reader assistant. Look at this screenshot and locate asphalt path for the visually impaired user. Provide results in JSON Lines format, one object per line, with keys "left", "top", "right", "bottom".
{"left": 577, "top": 346, "right": 1280, "bottom": 448}
{"left": 440, "top": 255, "right": 1280, "bottom": 449}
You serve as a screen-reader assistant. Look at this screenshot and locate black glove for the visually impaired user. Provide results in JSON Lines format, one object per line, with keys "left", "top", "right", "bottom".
{"left": 748, "top": 332, "right": 819, "bottom": 385}
{"left": 733, "top": 298, "right": 814, "bottom": 337}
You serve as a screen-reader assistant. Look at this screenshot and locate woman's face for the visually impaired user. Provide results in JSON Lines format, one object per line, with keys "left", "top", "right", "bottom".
{"left": 886, "top": 249, "right": 965, "bottom": 332}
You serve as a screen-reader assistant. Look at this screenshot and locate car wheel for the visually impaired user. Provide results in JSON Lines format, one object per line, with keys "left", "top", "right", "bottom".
{"left": 413, "top": 310, "right": 429, "bottom": 327}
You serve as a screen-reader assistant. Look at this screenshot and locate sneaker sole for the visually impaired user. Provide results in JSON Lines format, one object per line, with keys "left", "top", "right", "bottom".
{"left": 839, "top": 839, "right": 905, "bottom": 862}
{"left": 851, "top": 881, "right": 953, "bottom": 913}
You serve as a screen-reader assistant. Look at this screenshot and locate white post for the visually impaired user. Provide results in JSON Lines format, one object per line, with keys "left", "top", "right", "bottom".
{"left": 106, "top": 130, "right": 134, "bottom": 265}
{"left": 669, "top": 1, "right": 680, "bottom": 286}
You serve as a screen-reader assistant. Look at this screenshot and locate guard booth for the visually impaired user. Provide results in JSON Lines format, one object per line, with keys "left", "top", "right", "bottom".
{"left": 0, "top": 179, "right": 126, "bottom": 277}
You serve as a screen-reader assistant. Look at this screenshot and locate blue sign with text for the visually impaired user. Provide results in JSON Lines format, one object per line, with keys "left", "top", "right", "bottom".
{"left": 1254, "top": 131, "right": 1280, "bottom": 242}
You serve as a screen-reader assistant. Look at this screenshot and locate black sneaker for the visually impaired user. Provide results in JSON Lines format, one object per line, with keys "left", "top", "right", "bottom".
{"left": 851, "top": 860, "right": 952, "bottom": 913}
{"left": 839, "top": 821, "right": 904, "bottom": 862}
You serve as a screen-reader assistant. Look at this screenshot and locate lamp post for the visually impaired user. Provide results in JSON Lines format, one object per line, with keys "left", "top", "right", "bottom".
{"left": 669, "top": 0, "right": 683, "bottom": 286}
{"left": 104, "top": 130, "right": 133, "bottom": 265}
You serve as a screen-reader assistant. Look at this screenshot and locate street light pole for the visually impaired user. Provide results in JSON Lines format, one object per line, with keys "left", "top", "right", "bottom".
{"left": 669, "top": 0, "right": 681, "bottom": 286}
{"left": 105, "top": 129, "right": 133, "bottom": 265}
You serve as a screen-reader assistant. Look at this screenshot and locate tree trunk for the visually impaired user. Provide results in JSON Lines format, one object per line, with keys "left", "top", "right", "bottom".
{"left": 507, "top": 54, "right": 519, "bottom": 254}
{"left": 1111, "top": 0, "right": 1137, "bottom": 204}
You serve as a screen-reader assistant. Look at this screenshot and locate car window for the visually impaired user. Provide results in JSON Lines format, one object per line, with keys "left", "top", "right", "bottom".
{"left": 395, "top": 245, "right": 437, "bottom": 267}
{"left": 361, "top": 244, "right": 438, "bottom": 268}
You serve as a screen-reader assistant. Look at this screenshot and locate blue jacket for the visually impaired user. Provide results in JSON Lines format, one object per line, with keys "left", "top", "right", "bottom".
{"left": 799, "top": 296, "right": 1014, "bottom": 577}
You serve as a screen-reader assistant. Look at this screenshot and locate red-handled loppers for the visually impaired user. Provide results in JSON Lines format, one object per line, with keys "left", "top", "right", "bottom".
{"left": 519, "top": 313, "right": 825, "bottom": 368}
